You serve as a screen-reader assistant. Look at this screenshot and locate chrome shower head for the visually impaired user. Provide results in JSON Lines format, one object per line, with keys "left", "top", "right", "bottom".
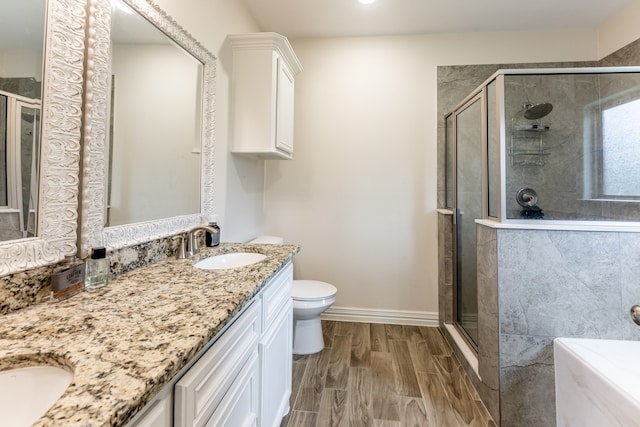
{"left": 523, "top": 102, "right": 553, "bottom": 120}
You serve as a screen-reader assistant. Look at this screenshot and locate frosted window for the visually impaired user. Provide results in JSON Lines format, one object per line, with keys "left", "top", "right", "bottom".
{"left": 602, "top": 98, "right": 640, "bottom": 198}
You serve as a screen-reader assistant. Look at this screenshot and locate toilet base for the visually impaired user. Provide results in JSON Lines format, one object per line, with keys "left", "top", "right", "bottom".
{"left": 292, "top": 317, "right": 325, "bottom": 355}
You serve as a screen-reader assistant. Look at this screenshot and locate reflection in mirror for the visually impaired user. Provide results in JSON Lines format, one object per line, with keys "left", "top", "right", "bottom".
{"left": 0, "top": 0, "right": 85, "bottom": 275}
{"left": 80, "top": 0, "right": 215, "bottom": 256}
{"left": 0, "top": 1, "right": 45, "bottom": 242}
{"left": 107, "top": 0, "right": 202, "bottom": 227}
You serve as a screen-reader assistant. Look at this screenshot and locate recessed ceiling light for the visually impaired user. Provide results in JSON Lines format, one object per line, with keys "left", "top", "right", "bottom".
{"left": 358, "top": 0, "right": 376, "bottom": 4}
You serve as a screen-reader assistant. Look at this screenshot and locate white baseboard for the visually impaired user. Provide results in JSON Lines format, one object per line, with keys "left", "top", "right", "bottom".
{"left": 321, "top": 306, "right": 439, "bottom": 327}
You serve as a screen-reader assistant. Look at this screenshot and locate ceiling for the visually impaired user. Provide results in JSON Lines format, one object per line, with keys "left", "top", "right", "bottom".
{"left": 2, "top": 1, "right": 635, "bottom": 49}
{"left": 0, "top": 1, "right": 174, "bottom": 49}
{"left": 0, "top": 1, "right": 45, "bottom": 49}
{"left": 242, "top": 0, "right": 636, "bottom": 39}
{"left": 111, "top": 0, "right": 172, "bottom": 45}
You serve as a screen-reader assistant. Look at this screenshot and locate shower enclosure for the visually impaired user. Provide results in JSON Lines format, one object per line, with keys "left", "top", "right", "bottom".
{"left": 445, "top": 66, "right": 640, "bottom": 348}
{"left": 0, "top": 90, "right": 41, "bottom": 241}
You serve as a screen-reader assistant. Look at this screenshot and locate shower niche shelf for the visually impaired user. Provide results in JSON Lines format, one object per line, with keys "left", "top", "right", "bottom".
{"left": 512, "top": 124, "right": 550, "bottom": 132}
{"left": 510, "top": 124, "right": 550, "bottom": 166}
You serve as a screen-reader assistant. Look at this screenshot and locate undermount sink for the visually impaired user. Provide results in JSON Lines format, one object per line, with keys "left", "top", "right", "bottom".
{"left": 0, "top": 365, "right": 73, "bottom": 426}
{"left": 194, "top": 252, "right": 267, "bottom": 270}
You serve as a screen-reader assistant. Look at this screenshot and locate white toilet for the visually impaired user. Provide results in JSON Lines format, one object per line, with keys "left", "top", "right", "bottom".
{"left": 249, "top": 236, "right": 337, "bottom": 355}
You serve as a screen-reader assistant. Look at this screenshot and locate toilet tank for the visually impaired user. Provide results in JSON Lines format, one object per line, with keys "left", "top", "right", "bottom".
{"left": 249, "top": 236, "right": 284, "bottom": 245}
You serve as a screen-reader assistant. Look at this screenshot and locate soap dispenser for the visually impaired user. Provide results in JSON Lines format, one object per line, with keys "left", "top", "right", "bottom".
{"left": 205, "top": 222, "right": 220, "bottom": 247}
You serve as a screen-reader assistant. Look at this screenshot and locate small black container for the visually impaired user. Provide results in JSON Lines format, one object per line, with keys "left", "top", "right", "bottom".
{"left": 205, "top": 222, "right": 220, "bottom": 247}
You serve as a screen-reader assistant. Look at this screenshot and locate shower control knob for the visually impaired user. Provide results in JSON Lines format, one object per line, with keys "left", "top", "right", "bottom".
{"left": 516, "top": 188, "right": 538, "bottom": 207}
{"left": 630, "top": 305, "right": 640, "bottom": 326}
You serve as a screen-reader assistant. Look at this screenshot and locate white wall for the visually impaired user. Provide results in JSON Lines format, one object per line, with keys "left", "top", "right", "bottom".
{"left": 149, "top": 0, "right": 640, "bottom": 318}
{"left": 0, "top": 49, "right": 43, "bottom": 81}
{"left": 153, "top": 0, "right": 263, "bottom": 242}
{"left": 597, "top": 0, "right": 640, "bottom": 58}
{"left": 110, "top": 44, "right": 200, "bottom": 225}
{"left": 263, "top": 29, "right": 600, "bottom": 317}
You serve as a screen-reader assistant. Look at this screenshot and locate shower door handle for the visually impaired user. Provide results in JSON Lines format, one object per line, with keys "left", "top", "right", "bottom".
{"left": 453, "top": 208, "right": 463, "bottom": 225}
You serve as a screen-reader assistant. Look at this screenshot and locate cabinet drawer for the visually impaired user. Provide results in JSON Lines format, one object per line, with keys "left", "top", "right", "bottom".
{"left": 174, "top": 299, "right": 261, "bottom": 427}
{"left": 261, "top": 262, "right": 293, "bottom": 326}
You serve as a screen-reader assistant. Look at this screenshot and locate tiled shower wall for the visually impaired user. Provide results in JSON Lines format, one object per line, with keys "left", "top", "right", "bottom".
{"left": 0, "top": 77, "right": 41, "bottom": 99}
{"left": 0, "top": 78, "right": 42, "bottom": 241}
{"left": 495, "top": 226, "right": 640, "bottom": 426}
{"left": 440, "top": 202, "right": 640, "bottom": 427}
{"left": 437, "top": 38, "right": 640, "bottom": 426}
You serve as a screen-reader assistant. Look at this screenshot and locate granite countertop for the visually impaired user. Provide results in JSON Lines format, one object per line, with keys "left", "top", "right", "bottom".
{"left": 0, "top": 243, "right": 299, "bottom": 426}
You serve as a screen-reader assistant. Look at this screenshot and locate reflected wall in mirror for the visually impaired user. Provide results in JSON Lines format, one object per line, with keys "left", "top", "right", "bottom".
{"left": 108, "top": 0, "right": 202, "bottom": 227}
{"left": 0, "top": 0, "right": 85, "bottom": 275}
{"left": 0, "top": 1, "right": 45, "bottom": 242}
{"left": 81, "top": 0, "right": 216, "bottom": 256}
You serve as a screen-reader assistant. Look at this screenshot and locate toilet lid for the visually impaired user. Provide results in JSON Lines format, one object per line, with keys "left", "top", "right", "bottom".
{"left": 292, "top": 280, "right": 337, "bottom": 300}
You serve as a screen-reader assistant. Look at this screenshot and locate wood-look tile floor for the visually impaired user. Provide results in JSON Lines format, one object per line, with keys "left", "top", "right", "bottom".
{"left": 281, "top": 321, "right": 496, "bottom": 427}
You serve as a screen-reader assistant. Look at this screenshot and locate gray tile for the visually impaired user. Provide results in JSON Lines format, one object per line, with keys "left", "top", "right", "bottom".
{"left": 619, "top": 232, "right": 640, "bottom": 339}
{"left": 600, "top": 38, "right": 640, "bottom": 66}
{"left": 469, "top": 219, "right": 501, "bottom": 427}
{"left": 498, "top": 229, "right": 624, "bottom": 338}
{"left": 438, "top": 212, "right": 454, "bottom": 325}
{"left": 477, "top": 225, "right": 499, "bottom": 397}
{"left": 499, "top": 334, "right": 555, "bottom": 427}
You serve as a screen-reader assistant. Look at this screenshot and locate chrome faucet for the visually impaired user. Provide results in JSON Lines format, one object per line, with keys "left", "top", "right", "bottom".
{"left": 176, "top": 224, "right": 219, "bottom": 259}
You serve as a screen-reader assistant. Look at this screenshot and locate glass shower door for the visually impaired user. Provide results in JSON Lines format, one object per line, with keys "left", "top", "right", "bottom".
{"left": 454, "top": 95, "right": 483, "bottom": 347}
{"left": 17, "top": 102, "right": 40, "bottom": 237}
{"left": 0, "top": 94, "right": 41, "bottom": 240}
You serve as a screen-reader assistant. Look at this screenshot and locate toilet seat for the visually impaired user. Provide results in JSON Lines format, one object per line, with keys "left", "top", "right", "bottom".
{"left": 292, "top": 280, "right": 337, "bottom": 301}
{"left": 249, "top": 236, "right": 284, "bottom": 244}
{"left": 249, "top": 236, "right": 337, "bottom": 355}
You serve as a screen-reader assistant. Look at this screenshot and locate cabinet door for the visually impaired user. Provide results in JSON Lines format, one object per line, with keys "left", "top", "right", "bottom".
{"left": 175, "top": 300, "right": 261, "bottom": 427}
{"left": 275, "top": 57, "right": 295, "bottom": 155}
{"left": 259, "top": 299, "right": 293, "bottom": 427}
{"left": 204, "top": 352, "right": 259, "bottom": 427}
{"left": 127, "top": 388, "right": 173, "bottom": 427}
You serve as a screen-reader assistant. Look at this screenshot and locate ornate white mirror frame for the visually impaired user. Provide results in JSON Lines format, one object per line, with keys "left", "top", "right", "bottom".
{"left": 80, "top": 0, "right": 216, "bottom": 256}
{"left": 0, "top": 0, "right": 86, "bottom": 275}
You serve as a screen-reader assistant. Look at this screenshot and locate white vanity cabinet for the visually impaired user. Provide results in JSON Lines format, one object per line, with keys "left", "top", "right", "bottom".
{"left": 259, "top": 263, "right": 293, "bottom": 427}
{"left": 174, "top": 299, "right": 262, "bottom": 427}
{"left": 127, "top": 262, "right": 293, "bottom": 427}
{"left": 228, "top": 33, "right": 302, "bottom": 160}
{"left": 126, "top": 387, "right": 174, "bottom": 427}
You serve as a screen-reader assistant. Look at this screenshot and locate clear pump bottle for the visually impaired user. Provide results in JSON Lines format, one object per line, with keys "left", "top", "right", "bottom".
{"left": 86, "top": 247, "right": 109, "bottom": 291}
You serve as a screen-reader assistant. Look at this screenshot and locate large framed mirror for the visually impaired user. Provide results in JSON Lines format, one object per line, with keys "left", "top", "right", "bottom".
{"left": 0, "top": 0, "right": 86, "bottom": 275}
{"left": 80, "top": 0, "right": 215, "bottom": 256}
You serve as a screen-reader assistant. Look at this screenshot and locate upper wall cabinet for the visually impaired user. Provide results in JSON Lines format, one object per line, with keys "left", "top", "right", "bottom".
{"left": 228, "top": 33, "right": 302, "bottom": 160}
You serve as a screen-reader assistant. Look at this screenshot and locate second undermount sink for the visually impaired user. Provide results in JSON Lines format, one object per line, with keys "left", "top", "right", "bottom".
{"left": 194, "top": 252, "right": 267, "bottom": 270}
{"left": 0, "top": 365, "right": 73, "bottom": 427}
